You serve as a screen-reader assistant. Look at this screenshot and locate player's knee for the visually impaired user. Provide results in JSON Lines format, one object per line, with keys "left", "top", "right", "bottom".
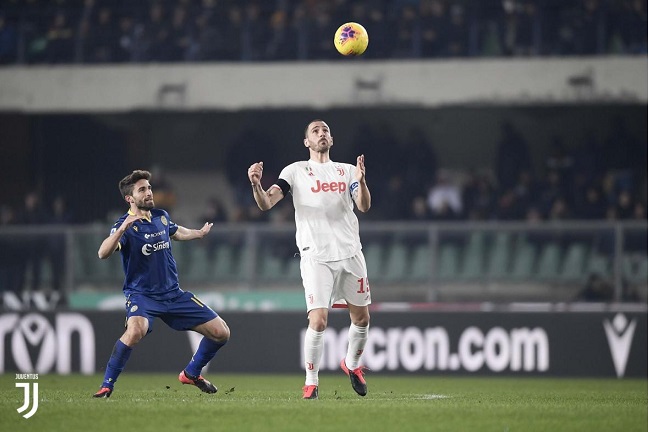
{"left": 351, "top": 311, "right": 370, "bottom": 327}
{"left": 309, "top": 317, "right": 328, "bottom": 332}
{"left": 211, "top": 319, "right": 230, "bottom": 342}
{"left": 354, "top": 316, "right": 370, "bottom": 327}
{"left": 123, "top": 327, "right": 146, "bottom": 345}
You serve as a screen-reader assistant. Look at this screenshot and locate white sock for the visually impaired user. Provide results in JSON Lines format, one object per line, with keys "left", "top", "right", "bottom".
{"left": 345, "top": 323, "right": 369, "bottom": 370}
{"left": 304, "top": 327, "right": 325, "bottom": 386}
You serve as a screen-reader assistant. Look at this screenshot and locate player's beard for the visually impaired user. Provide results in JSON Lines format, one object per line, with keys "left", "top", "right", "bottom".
{"left": 310, "top": 138, "right": 331, "bottom": 153}
{"left": 136, "top": 197, "right": 155, "bottom": 211}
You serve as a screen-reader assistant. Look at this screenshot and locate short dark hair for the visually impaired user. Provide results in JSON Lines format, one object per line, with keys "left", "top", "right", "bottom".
{"left": 119, "top": 170, "right": 151, "bottom": 199}
{"left": 305, "top": 119, "right": 326, "bottom": 138}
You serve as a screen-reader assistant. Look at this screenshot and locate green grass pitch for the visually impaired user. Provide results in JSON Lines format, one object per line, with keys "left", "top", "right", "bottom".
{"left": 1, "top": 374, "right": 646, "bottom": 432}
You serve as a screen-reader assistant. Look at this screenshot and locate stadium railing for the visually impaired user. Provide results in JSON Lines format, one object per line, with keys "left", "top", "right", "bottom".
{"left": 0, "top": 221, "right": 646, "bottom": 304}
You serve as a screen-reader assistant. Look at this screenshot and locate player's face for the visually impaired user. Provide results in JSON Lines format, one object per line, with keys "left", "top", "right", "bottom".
{"left": 304, "top": 121, "right": 333, "bottom": 153}
{"left": 128, "top": 179, "right": 155, "bottom": 211}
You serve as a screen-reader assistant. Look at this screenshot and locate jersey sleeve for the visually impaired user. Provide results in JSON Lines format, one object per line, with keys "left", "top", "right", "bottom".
{"left": 276, "top": 164, "right": 295, "bottom": 192}
{"left": 110, "top": 219, "right": 127, "bottom": 249}
{"left": 166, "top": 211, "right": 179, "bottom": 236}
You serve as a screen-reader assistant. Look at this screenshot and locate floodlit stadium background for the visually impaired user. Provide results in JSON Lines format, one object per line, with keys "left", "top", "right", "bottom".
{"left": 0, "top": 1, "right": 646, "bottom": 380}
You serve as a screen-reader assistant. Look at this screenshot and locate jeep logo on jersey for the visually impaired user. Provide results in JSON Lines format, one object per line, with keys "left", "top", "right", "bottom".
{"left": 311, "top": 180, "right": 347, "bottom": 193}
{"left": 141, "top": 241, "right": 170, "bottom": 256}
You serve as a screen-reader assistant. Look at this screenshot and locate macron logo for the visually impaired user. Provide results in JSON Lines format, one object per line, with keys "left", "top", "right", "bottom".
{"left": 603, "top": 313, "right": 636, "bottom": 378}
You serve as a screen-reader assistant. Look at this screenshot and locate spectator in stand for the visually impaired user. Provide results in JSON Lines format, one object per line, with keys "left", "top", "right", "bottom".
{"left": 409, "top": 195, "right": 433, "bottom": 221}
{"left": 612, "top": 0, "right": 648, "bottom": 54}
{"left": 575, "top": 273, "right": 613, "bottom": 302}
{"left": 242, "top": 1, "right": 268, "bottom": 61}
{"left": 609, "top": 189, "right": 637, "bottom": 220}
{"left": 167, "top": 4, "right": 191, "bottom": 62}
{"left": 264, "top": 9, "right": 297, "bottom": 61}
{"left": 427, "top": 170, "right": 462, "bottom": 220}
{"left": 402, "top": 126, "right": 438, "bottom": 198}
{"left": 378, "top": 175, "right": 411, "bottom": 220}
{"left": 420, "top": 0, "right": 448, "bottom": 58}
{"left": 83, "top": 6, "right": 119, "bottom": 63}
{"left": 391, "top": 4, "right": 419, "bottom": 58}
{"left": 495, "top": 121, "right": 532, "bottom": 192}
{"left": 45, "top": 11, "right": 75, "bottom": 63}
{"left": 573, "top": 183, "right": 608, "bottom": 220}
{"left": 115, "top": 14, "right": 136, "bottom": 62}
{"left": 446, "top": 3, "right": 470, "bottom": 56}
{"left": 547, "top": 196, "right": 571, "bottom": 221}
{"left": 0, "top": 13, "right": 18, "bottom": 64}
{"left": 463, "top": 171, "right": 497, "bottom": 221}
{"left": 545, "top": 137, "right": 574, "bottom": 191}
{"left": 363, "top": 3, "right": 389, "bottom": 59}
{"left": 304, "top": 5, "right": 336, "bottom": 60}
{"left": 536, "top": 170, "right": 566, "bottom": 218}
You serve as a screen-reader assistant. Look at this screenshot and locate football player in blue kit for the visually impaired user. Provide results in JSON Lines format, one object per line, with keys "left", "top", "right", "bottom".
{"left": 92, "top": 170, "right": 230, "bottom": 398}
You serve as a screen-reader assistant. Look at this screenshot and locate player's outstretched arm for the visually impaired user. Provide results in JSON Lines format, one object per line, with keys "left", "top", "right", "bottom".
{"left": 248, "top": 161, "right": 284, "bottom": 211}
{"left": 172, "top": 223, "right": 213, "bottom": 241}
{"left": 354, "top": 154, "right": 371, "bottom": 213}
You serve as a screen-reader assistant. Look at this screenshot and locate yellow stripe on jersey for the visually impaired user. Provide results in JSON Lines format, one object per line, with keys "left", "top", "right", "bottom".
{"left": 191, "top": 297, "right": 205, "bottom": 307}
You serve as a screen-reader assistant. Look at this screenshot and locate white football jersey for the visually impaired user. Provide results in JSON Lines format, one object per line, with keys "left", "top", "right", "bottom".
{"left": 275, "top": 159, "right": 362, "bottom": 262}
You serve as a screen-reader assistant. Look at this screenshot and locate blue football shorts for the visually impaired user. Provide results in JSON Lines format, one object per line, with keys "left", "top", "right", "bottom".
{"left": 124, "top": 291, "right": 218, "bottom": 333}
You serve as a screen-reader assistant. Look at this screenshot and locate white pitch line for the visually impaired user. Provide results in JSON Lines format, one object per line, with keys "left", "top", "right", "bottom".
{"left": 413, "top": 394, "right": 450, "bottom": 400}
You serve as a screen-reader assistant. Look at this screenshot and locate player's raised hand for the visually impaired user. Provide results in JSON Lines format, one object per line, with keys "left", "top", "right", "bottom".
{"left": 355, "top": 155, "right": 366, "bottom": 182}
{"left": 198, "top": 222, "right": 213, "bottom": 238}
{"left": 119, "top": 213, "right": 140, "bottom": 233}
{"left": 248, "top": 161, "right": 264, "bottom": 186}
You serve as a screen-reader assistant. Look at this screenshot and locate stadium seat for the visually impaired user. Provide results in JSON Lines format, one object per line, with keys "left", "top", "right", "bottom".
{"left": 559, "top": 243, "right": 588, "bottom": 282}
{"left": 383, "top": 242, "right": 408, "bottom": 282}
{"left": 622, "top": 253, "right": 648, "bottom": 285}
{"left": 410, "top": 245, "right": 431, "bottom": 281}
{"left": 585, "top": 253, "right": 611, "bottom": 278}
{"left": 363, "top": 243, "right": 384, "bottom": 280}
{"left": 510, "top": 236, "right": 537, "bottom": 280}
{"left": 437, "top": 243, "right": 460, "bottom": 280}
{"left": 486, "top": 232, "right": 511, "bottom": 279}
{"left": 185, "top": 246, "right": 211, "bottom": 282}
{"left": 286, "top": 256, "right": 301, "bottom": 281}
{"left": 459, "top": 232, "right": 485, "bottom": 280}
{"left": 211, "top": 244, "right": 235, "bottom": 280}
{"left": 535, "top": 242, "right": 561, "bottom": 281}
{"left": 259, "top": 253, "right": 285, "bottom": 281}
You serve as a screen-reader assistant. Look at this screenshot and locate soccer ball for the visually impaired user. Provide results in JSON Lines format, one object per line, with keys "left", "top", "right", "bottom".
{"left": 334, "top": 22, "right": 369, "bottom": 56}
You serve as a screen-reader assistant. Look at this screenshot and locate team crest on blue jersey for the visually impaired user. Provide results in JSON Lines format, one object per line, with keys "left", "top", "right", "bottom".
{"left": 161, "top": 216, "right": 168, "bottom": 226}
{"left": 133, "top": 225, "right": 138, "bottom": 232}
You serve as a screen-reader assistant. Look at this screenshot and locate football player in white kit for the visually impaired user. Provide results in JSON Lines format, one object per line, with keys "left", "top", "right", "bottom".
{"left": 248, "top": 119, "right": 372, "bottom": 400}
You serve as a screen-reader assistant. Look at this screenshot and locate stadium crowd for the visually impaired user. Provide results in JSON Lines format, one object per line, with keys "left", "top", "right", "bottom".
{"left": 220, "top": 118, "right": 646, "bottom": 225}
{"left": 0, "top": 0, "right": 646, "bottom": 64}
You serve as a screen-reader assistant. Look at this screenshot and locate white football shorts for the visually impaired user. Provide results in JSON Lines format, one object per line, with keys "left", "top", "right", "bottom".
{"left": 300, "top": 251, "right": 372, "bottom": 312}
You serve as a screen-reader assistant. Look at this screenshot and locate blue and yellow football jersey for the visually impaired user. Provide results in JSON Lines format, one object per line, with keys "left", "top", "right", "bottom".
{"left": 110, "top": 208, "right": 181, "bottom": 301}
